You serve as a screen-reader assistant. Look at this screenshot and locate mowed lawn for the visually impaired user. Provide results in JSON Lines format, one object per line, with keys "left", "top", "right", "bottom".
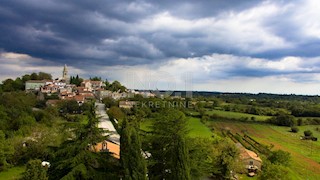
{"left": 206, "top": 109, "right": 270, "bottom": 121}
{"left": 140, "top": 117, "right": 212, "bottom": 138}
{"left": 209, "top": 120, "right": 320, "bottom": 180}
{"left": 0, "top": 166, "right": 24, "bottom": 180}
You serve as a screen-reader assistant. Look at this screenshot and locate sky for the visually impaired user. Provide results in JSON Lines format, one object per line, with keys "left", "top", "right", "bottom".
{"left": 1, "top": 0, "right": 320, "bottom": 95}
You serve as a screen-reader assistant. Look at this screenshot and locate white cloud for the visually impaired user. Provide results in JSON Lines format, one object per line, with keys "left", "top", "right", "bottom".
{"left": 248, "top": 56, "right": 312, "bottom": 71}
{"left": 202, "top": 76, "right": 320, "bottom": 95}
{"left": 138, "top": 1, "right": 292, "bottom": 53}
{"left": 83, "top": 53, "right": 320, "bottom": 95}
{"left": 125, "top": 1, "right": 152, "bottom": 13}
{"left": 0, "top": 52, "right": 84, "bottom": 80}
{"left": 293, "top": 0, "right": 320, "bottom": 39}
{"left": 2, "top": 51, "right": 320, "bottom": 95}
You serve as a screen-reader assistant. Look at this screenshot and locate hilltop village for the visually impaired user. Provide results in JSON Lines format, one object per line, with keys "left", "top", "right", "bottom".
{"left": 25, "top": 65, "right": 155, "bottom": 106}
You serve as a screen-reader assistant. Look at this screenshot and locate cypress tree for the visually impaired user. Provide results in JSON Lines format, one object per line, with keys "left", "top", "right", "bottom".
{"left": 171, "top": 134, "right": 190, "bottom": 180}
{"left": 69, "top": 76, "right": 74, "bottom": 84}
{"left": 129, "top": 128, "right": 147, "bottom": 180}
{"left": 120, "top": 118, "right": 147, "bottom": 180}
{"left": 120, "top": 118, "right": 131, "bottom": 180}
{"left": 75, "top": 75, "right": 80, "bottom": 86}
{"left": 149, "top": 109, "right": 191, "bottom": 179}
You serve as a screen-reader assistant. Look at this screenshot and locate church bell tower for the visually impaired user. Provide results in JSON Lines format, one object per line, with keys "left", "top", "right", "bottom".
{"left": 62, "top": 64, "right": 69, "bottom": 83}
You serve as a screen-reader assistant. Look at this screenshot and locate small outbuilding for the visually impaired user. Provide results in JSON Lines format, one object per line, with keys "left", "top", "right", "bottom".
{"left": 236, "top": 143, "right": 262, "bottom": 176}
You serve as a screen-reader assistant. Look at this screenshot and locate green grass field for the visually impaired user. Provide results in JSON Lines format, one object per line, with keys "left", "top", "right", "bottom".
{"left": 140, "top": 117, "right": 212, "bottom": 138}
{"left": 206, "top": 109, "right": 271, "bottom": 121}
{"left": 208, "top": 120, "right": 320, "bottom": 180}
{"left": 140, "top": 119, "right": 153, "bottom": 132}
{"left": 0, "top": 166, "right": 24, "bottom": 180}
{"left": 187, "top": 117, "right": 212, "bottom": 138}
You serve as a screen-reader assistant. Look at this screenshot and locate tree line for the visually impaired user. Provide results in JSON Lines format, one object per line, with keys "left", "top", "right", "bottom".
{"left": 0, "top": 72, "right": 52, "bottom": 92}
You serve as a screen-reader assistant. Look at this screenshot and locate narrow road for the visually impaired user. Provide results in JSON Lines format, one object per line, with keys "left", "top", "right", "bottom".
{"left": 95, "top": 102, "right": 120, "bottom": 145}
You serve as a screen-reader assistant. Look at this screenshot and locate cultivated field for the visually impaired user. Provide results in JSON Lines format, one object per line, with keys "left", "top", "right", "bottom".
{"left": 206, "top": 109, "right": 271, "bottom": 121}
{"left": 208, "top": 119, "right": 320, "bottom": 180}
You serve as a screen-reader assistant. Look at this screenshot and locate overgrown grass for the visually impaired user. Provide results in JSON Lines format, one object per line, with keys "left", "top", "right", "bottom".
{"left": 0, "top": 166, "right": 25, "bottom": 180}
{"left": 206, "top": 109, "right": 270, "bottom": 121}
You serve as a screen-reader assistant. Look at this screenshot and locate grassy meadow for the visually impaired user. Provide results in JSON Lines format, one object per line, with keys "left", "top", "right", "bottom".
{"left": 140, "top": 117, "right": 212, "bottom": 138}
{"left": 206, "top": 109, "right": 271, "bottom": 121}
{"left": 0, "top": 166, "right": 24, "bottom": 180}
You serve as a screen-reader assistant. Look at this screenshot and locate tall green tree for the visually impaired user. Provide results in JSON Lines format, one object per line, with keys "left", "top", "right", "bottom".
{"left": 1, "top": 79, "right": 15, "bottom": 92}
{"left": 30, "top": 73, "right": 38, "bottom": 80}
{"left": 90, "top": 77, "right": 102, "bottom": 81}
{"left": 120, "top": 118, "right": 131, "bottom": 179}
{"left": 108, "top": 107, "right": 125, "bottom": 122}
{"left": 149, "top": 109, "right": 191, "bottom": 180}
{"left": 211, "top": 140, "right": 240, "bottom": 179}
{"left": 120, "top": 118, "right": 147, "bottom": 180}
{"left": 70, "top": 75, "right": 83, "bottom": 86}
{"left": 188, "top": 138, "right": 215, "bottom": 179}
{"left": 0, "top": 92, "right": 36, "bottom": 132}
{"left": 105, "top": 79, "right": 110, "bottom": 89}
{"left": 0, "top": 106, "right": 9, "bottom": 131}
{"left": 48, "top": 103, "right": 116, "bottom": 179}
{"left": 102, "top": 97, "right": 117, "bottom": 108}
{"left": 0, "top": 130, "right": 14, "bottom": 171}
{"left": 171, "top": 134, "right": 190, "bottom": 180}
{"left": 38, "top": 72, "right": 52, "bottom": 80}
{"left": 108, "top": 81, "right": 126, "bottom": 92}
{"left": 22, "top": 74, "right": 31, "bottom": 82}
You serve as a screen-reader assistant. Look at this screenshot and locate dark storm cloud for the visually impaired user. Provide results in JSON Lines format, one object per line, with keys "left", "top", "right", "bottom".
{"left": 1, "top": 0, "right": 320, "bottom": 79}
{"left": 0, "top": 0, "right": 157, "bottom": 65}
{"left": 0, "top": 0, "right": 269, "bottom": 66}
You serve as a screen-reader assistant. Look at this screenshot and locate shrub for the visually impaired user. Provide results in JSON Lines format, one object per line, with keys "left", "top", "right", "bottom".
{"left": 291, "top": 127, "right": 299, "bottom": 133}
{"left": 21, "top": 159, "right": 48, "bottom": 180}
{"left": 304, "top": 130, "right": 313, "bottom": 137}
{"left": 258, "top": 161, "right": 289, "bottom": 180}
{"left": 297, "top": 118, "right": 303, "bottom": 126}
{"left": 269, "top": 114, "right": 296, "bottom": 127}
{"left": 268, "top": 150, "right": 291, "bottom": 166}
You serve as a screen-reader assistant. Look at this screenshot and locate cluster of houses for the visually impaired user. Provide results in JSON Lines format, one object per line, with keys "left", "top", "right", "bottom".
{"left": 25, "top": 65, "right": 155, "bottom": 106}
{"left": 25, "top": 71, "right": 104, "bottom": 105}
